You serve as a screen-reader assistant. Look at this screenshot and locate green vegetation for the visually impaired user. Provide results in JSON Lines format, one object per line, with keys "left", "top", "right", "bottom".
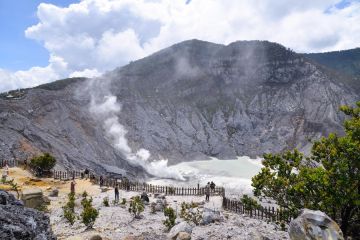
{"left": 30, "top": 153, "right": 56, "bottom": 177}
{"left": 81, "top": 194, "right": 99, "bottom": 229}
{"left": 128, "top": 196, "right": 144, "bottom": 219}
{"left": 252, "top": 102, "right": 360, "bottom": 238}
{"left": 121, "top": 198, "right": 126, "bottom": 205}
{"left": 240, "top": 195, "right": 261, "bottom": 211}
{"left": 62, "top": 193, "right": 76, "bottom": 225}
{"left": 0, "top": 178, "right": 20, "bottom": 199}
{"left": 163, "top": 206, "right": 177, "bottom": 231}
{"left": 103, "top": 196, "right": 109, "bottom": 207}
{"left": 180, "top": 202, "right": 202, "bottom": 225}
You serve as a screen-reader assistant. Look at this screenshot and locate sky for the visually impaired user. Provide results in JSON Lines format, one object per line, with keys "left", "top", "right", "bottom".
{"left": 0, "top": 0, "right": 359, "bottom": 92}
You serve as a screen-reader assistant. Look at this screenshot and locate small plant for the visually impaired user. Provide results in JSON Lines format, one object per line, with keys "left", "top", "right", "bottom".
{"left": 62, "top": 192, "right": 76, "bottom": 225}
{"left": 163, "top": 206, "right": 176, "bottom": 231}
{"left": 81, "top": 195, "right": 98, "bottom": 229}
{"left": 128, "top": 196, "right": 144, "bottom": 219}
{"left": 168, "top": 187, "right": 175, "bottom": 194}
{"left": 180, "top": 202, "right": 202, "bottom": 225}
{"left": 240, "top": 194, "right": 261, "bottom": 211}
{"left": 1, "top": 179, "right": 20, "bottom": 199}
{"left": 150, "top": 202, "right": 156, "bottom": 214}
{"left": 82, "top": 191, "right": 88, "bottom": 198}
{"left": 121, "top": 198, "right": 126, "bottom": 205}
{"left": 103, "top": 196, "right": 109, "bottom": 207}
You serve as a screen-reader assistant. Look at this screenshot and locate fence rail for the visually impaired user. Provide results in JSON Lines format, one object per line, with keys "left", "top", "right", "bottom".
{"left": 222, "top": 197, "right": 293, "bottom": 223}
{"left": 52, "top": 170, "right": 225, "bottom": 196}
{"left": 0, "top": 159, "right": 19, "bottom": 168}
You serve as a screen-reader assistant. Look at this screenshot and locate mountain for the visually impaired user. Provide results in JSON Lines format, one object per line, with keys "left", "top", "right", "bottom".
{"left": 0, "top": 40, "right": 359, "bottom": 177}
{"left": 303, "top": 48, "right": 360, "bottom": 93}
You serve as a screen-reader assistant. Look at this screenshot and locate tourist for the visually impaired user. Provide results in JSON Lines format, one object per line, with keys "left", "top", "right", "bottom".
{"left": 23, "top": 159, "right": 28, "bottom": 170}
{"left": 4, "top": 164, "right": 9, "bottom": 176}
{"left": 99, "top": 175, "right": 104, "bottom": 188}
{"left": 210, "top": 181, "right": 215, "bottom": 192}
{"left": 70, "top": 180, "right": 76, "bottom": 195}
{"left": 140, "top": 188, "right": 149, "bottom": 203}
{"left": 84, "top": 168, "right": 89, "bottom": 179}
{"left": 205, "top": 182, "right": 210, "bottom": 202}
{"left": 115, "top": 184, "right": 119, "bottom": 202}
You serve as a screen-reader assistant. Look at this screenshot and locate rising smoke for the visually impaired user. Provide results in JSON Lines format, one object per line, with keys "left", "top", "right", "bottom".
{"left": 86, "top": 76, "right": 184, "bottom": 180}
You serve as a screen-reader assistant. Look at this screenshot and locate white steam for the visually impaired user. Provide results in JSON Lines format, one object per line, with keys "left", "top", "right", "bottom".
{"left": 89, "top": 89, "right": 184, "bottom": 180}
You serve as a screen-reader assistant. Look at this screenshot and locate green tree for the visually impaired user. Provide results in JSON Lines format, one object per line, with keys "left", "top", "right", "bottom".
{"left": 251, "top": 102, "right": 360, "bottom": 238}
{"left": 30, "top": 153, "right": 56, "bottom": 176}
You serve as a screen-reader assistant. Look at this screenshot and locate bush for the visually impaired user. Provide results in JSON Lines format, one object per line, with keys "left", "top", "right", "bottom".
{"left": 180, "top": 202, "right": 202, "bottom": 225}
{"left": 81, "top": 195, "right": 98, "bottom": 229}
{"left": 240, "top": 195, "right": 261, "bottom": 211}
{"left": 30, "top": 153, "right": 56, "bottom": 176}
{"left": 103, "top": 197, "right": 109, "bottom": 207}
{"left": 128, "top": 196, "right": 144, "bottom": 218}
{"left": 63, "top": 192, "right": 76, "bottom": 225}
{"left": 121, "top": 198, "right": 126, "bottom": 205}
{"left": 163, "top": 206, "right": 176, "bottom": 230}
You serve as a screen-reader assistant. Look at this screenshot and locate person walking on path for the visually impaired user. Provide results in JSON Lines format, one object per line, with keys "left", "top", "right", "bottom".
{"left": 114, "top": 184, "right": 119, "bottom": 202}
{"left": 99, "top": 176, "right": 104, "bottom": 188}
{"left": 70, "top": 180, "right": 76, "bottom": 195}
{"left": 205, "top": 182, "right": 210, "bottom": 202}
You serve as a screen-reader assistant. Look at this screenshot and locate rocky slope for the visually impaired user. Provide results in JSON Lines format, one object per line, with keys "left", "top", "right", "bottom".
{"left": 0, "top": 40, "right": 359, "bottom": 175}
{"left": 0, "top": 190, "right": 56, "bottom": 240}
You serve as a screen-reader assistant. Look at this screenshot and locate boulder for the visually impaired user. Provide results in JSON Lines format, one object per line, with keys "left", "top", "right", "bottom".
{"left": 168, "top": 222, "right": 192, "bottom": 240}
{"left": 176, "top": 232, "right": 191, "bottom": 240}
{"left": 90, "top": 235, "right": 103, "bottom": 240}
{"left": 201, "top": 208, "right": 223, "bottom": 225}
{"left": 289, "top": 209, "right": 344, "bottom": 240}
{"left": 48, "top": 188, "right": 59, "bottom": 197}
{"left": 21, "top": 188, "right": 45, "bottom": 209}
{"left": 123, "top": 235, "right": 145, "bottom": 240}
{"left": 0, "top": 190, "right": 56, "bottom": 240}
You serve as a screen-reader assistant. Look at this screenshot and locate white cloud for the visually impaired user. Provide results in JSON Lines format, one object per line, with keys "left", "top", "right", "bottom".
{"left": 1, "top": 0, "right": 359, "bottom": 92}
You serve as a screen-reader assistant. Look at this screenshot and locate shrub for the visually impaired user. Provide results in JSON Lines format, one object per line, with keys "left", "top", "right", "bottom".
{"left": 81, "top": 195, "right": 98, "bottom": 229}
{"left": 82, "top": 191, "right": 88, "bottom": 198}
{"left": 121, "top": 198, "right": 126, "bottom": 205}
{"left": 163, "top": 206, "right": 176, "bottom": 230}
{"left": 30, "top": 153, "right": 56, "bottom": 176}
{"left": 128, "top": 196, "right": 144, "bottom": 218}
{"left": 180, "top": 202, "right": 202, "bottom": 225}
{"left": 103, "top": 197, "right": 109, "bottom": 207}
{"left": 63, "top": 192, "right": 76, "bottom": 225}
{"left": 240, "top": 195, "right": 261, "bottom": 211}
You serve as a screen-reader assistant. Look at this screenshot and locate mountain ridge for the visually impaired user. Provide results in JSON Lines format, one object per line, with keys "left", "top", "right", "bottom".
{"left": 0, "top": 39, "right": 359, "bottom": 177}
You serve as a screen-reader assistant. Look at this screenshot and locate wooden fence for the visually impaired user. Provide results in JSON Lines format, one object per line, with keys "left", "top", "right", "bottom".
{"left": 222, "top": 197, "right": 293, "bottom": 223}
{"left": 52, "top": 170, "right": 225, "bottom": 196}
{"left": 0, "top": 159, "right": 19, "bottom": 168}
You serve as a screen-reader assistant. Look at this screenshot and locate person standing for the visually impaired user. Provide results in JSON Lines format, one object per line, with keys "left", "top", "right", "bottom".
{"left": 114, "top": 184, "right": 119, "bottom": 202}
{"left": 70, "top": 180, "right": 76, "bottom": 195}
{"left": 210, "top": 181, "right": 215, "bottom": 192}
{"left": 205, "top": 182, "right": 210, "bottom": 202}
{"left": 99, "top": 176, "right": 104, "bottom": 188}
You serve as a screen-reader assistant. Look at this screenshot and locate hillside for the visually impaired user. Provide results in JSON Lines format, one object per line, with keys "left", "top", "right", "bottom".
{"left": 0, "top": 39, "right": 359, "bottom": 177}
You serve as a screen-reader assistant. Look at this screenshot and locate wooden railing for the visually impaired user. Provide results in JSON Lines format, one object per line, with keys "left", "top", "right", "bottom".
{"left": 0, "top": 159, "right": 19, "bottom": 168}
{"left": 222, "top": 197, "right": 293, "bottom": 223}
{"left": 52, "top": 170, "right": 225, "bottom": 196}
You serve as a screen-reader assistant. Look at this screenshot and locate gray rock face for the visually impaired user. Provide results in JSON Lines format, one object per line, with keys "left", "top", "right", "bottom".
{"left": 289, "top": 209, "right": 344, "bottom": 240}
{"left": 0, "top": 190, "right": 56, "bottom": 240}
{"left": 168, "top": 221, "right": 192, "bottom": 240}
{"left": 0, "top": 40, "right": 359, "bottom": 175}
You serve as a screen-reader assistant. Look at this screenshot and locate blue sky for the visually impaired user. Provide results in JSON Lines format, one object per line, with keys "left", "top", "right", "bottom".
{"left": 0, "top": 0, "right": 77, "bottom": 70}
{"left": 0, "top": 0, "right": 359, "bottom": 92}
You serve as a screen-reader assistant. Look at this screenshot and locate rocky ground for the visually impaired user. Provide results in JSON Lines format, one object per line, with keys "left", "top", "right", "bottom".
{"left": 2, "top": 167, "right": 290, "bottom": 240}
